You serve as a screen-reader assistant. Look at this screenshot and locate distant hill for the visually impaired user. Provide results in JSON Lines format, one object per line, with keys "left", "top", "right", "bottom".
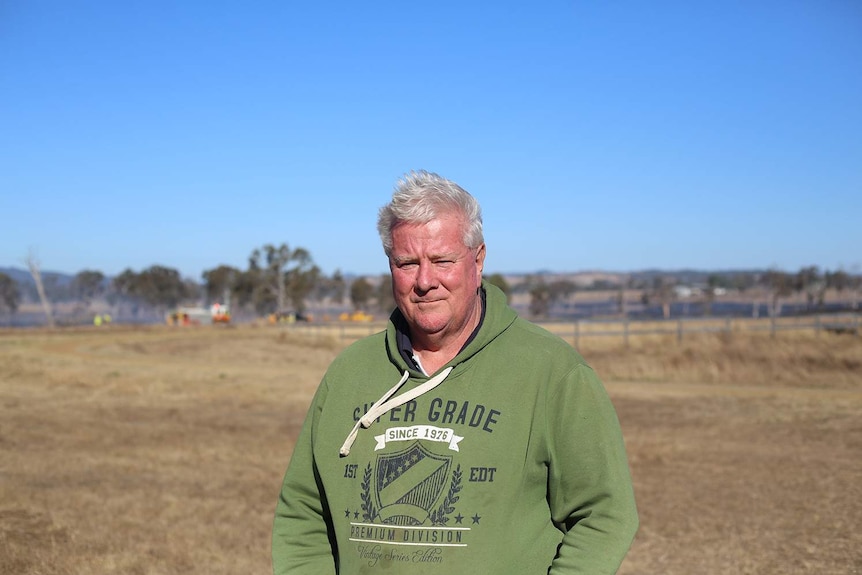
{"left": 500, "top": 268, "right": 771, "bottom": 288}
{"left": 0, "top": 266, "right": 75, "bottom": 287}
{"left": 1, "top": 266, "right": 776, "bottom": 290}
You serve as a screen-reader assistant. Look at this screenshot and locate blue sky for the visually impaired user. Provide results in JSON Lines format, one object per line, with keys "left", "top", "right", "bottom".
{"left": 2, "top": 1, "right": 860, "bottom": 280}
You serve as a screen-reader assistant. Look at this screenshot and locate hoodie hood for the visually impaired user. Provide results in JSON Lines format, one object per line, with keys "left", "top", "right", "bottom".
{"left": 383, "top": 279, "right": 519, "bottom": 377}
{"left": 338, "top": 280, "right": 517, "bottom": 456}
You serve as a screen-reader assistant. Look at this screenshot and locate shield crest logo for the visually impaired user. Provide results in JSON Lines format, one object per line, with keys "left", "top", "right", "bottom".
{"left": 374, "top": 441, "right": 451, "bottom": 525}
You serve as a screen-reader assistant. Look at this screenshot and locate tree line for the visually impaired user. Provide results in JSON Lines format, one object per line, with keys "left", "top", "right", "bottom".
{"left": 509, "top": 266, "right": 861, "bottom": 319}
{"left": 1, "top": 244, "right": 502, "bottom": 325}
{"left": 0, "top": 249, "right": 859, "bottom": 325}
{"left": 1, "top": 244, "right": 344, "bottom": 324}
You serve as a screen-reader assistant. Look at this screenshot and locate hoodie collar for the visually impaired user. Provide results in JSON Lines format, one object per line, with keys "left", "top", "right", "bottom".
{"left": 393, "top": 287, "right": 486, "bottom": 372}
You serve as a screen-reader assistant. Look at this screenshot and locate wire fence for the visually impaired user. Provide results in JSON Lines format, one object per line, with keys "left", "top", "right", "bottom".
{"left": 542, "top": 313, "right": 861, "bottom": 347}
{"left": 280, "top": 312, "right": 862, "bottom": 346}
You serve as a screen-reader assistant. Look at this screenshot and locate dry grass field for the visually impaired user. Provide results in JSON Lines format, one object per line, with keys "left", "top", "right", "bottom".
{"left": 1, "top": 323, "right": 860, "bottom": 574}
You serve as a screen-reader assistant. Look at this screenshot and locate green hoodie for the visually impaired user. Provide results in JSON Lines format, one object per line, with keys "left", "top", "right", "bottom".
{"left": 273, "top": 282, "right": 638, "bottom": 574}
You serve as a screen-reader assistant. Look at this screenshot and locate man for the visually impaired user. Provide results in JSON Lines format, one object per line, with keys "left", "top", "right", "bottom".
{"left": 272, "top": 170, "right": 638, "bottom": 574}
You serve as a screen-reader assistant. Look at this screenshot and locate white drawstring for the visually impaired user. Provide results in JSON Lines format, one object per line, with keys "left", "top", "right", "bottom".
{"left": 339, "top": 366, "right": 453, "bottom": 456}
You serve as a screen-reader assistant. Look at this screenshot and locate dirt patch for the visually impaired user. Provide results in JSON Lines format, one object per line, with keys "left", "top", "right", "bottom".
{"left": 612, "top": 389, "right": 862, "bottom": 575}
{"left": 1, "top": 325, "right": 860, "bottom": 574}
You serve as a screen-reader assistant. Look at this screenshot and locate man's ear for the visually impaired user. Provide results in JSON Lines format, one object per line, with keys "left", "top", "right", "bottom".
{"left": 475, "top": 243, "right": 486, "bottom": 279}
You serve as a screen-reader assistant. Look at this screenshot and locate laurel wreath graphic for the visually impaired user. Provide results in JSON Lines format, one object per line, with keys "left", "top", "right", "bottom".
{"left": 360, "top": 463, "right": 377, "bottom": 522}
{"left": 429, "top": 464, "right": 462, "bottom": 526}
{"left": 360, "top": 461, "right": 462, "bottom": 526}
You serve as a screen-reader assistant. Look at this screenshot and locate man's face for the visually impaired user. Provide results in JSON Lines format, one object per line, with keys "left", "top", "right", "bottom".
{"left": 389, "top": 214, "right": 485, "bottom": 342}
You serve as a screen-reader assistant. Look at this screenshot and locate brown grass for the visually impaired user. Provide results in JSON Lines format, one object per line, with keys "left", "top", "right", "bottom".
{"left": 1, "top": 324, "right": 860, "bottom": 574}
{"left": 580, "top": 329, "right": 862, "bottom": 390}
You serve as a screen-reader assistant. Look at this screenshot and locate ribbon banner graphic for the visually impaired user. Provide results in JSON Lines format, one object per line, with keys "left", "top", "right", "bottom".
{"left": 375, "top": 425, "right": 464, "bottom": 451}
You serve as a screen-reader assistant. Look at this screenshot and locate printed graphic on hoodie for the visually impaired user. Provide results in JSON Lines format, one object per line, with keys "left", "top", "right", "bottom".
{"left": 342, "top": 387, "right": 506, "bottom": 568}
{"left": 346, "top": 430, "right": 475, "bottom": 566}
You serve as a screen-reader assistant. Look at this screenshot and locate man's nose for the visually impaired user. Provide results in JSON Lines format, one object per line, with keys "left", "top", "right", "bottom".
{"left": 416, "top": 261, "right": 438, "bottom": 291}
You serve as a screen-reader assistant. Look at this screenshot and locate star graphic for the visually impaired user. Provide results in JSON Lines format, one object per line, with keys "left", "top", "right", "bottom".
{"left": 344, "top": 509, "right": 351, "bottom": 518}
{"left": 354, "top": 510, "right": 360, "bottom": 519}
{"left": 454, "top": 514, "right": 464, "bottom": 524}
{"left": 471, "top": 514, "right": 481, "bottom": 524}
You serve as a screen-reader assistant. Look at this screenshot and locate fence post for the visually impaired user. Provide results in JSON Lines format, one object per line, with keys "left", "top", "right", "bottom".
{"left": 624, "top": 319, "right": 630, "bottom": 348}
{"left": 677, "top": 319, "right": 683, "bottom": 343}
{"left": 815, "top": 314, "right": 821, "bottom": 337}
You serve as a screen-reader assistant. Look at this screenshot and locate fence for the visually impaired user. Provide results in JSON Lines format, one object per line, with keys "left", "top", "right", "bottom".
{"left": 542, "top": 313, "right": 861, "bottom": 347}
{"left": 280, "top": 312, "right": 861, "bottom": 346}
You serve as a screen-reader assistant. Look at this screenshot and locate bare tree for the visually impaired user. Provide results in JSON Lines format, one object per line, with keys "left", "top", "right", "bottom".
{"left": 25, "top": 250, "right": 55, "bottom": 328}
{"left": 248, "top": 243, "right": 316, "bottom": 314}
